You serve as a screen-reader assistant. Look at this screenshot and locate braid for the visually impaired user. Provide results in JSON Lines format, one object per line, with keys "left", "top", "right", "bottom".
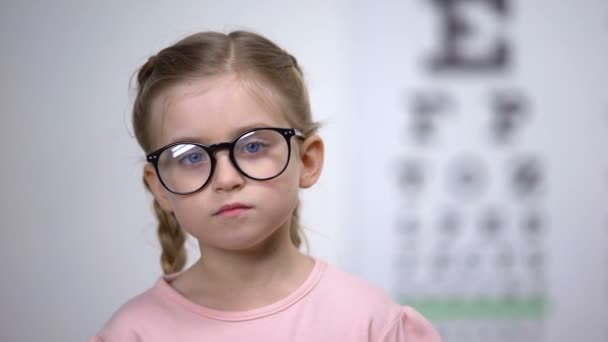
{"left": 155, "top": 202, "right": 187, "bottom": 275}
{"left": 143, "top": 176, "right": 187, "bottom": 275}
{"left": 290, "top": 200, "right": 308, "bottom": 251}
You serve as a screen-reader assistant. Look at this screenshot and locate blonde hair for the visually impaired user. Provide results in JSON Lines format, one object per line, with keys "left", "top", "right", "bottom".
{"left": 132, "top": 31, "right": 320, "bottom": 275}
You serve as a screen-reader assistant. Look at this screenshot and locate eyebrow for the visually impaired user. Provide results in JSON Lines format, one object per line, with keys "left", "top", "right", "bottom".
{"left": 167, "top": 122, "right": 279, "bottom": 145}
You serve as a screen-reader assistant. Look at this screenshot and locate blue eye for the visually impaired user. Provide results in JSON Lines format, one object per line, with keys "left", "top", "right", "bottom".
{"left": 244, "top": 142, "right": 262, "bottom": 153}
{"left": 182, "top": 152, "right": 205, "bottom": 165}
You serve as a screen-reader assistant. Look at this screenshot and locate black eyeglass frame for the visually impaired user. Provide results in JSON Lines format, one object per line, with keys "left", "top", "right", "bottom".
{"left": 146, "top": 127, "right": 305, "bottom": 195}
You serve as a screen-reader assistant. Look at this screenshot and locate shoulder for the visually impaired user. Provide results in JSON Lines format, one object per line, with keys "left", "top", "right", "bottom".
{"left": 317, "top": 262, "right": 397, "bottom": 310}
{"left": 376, "top": 306, "right": 443, "bottom": 342}
{"left": 93, "top": 280, "right": 172, "bottom": 340}
{"left": 313, "top": 261, "right": 442, "bottom": 341}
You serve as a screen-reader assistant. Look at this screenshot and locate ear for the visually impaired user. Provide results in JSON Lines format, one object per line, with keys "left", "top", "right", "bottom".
{"left": 143, "top": 164, "right": 173, "bottom": 212}
{"left": 297, "top": 134, "right": 324, "bottom": 188}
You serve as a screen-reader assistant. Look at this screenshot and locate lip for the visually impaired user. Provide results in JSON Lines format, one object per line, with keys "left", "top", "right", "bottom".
{"left": 214, "top": 203, "right": 252, "bottom": 216}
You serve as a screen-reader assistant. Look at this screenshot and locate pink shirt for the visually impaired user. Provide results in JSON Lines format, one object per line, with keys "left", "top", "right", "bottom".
{"left": 91, "top": 258, "right": 441, "bottom": 341}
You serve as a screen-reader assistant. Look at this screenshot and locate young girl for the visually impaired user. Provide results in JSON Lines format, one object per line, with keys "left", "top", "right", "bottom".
{"left": 91, "top": 30, "right": 441, "bottom": 342}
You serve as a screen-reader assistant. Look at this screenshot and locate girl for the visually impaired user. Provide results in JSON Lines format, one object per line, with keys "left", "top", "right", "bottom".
{"left": 91, "top": 30, "right": 441, "bottom": 342}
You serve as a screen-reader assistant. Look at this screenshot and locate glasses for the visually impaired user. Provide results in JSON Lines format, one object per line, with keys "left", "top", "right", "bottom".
{"left": 146, "top": 127, "right": 304, "bottom": 195}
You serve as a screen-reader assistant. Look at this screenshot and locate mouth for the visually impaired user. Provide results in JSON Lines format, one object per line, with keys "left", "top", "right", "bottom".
{"left": 214, "top": 203, "right": 252, "bottom": 216}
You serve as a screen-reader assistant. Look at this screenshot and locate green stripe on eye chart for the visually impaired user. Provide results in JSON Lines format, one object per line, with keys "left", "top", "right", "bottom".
{"left": 398, "top": 296, "right": 551, "bottom": 320}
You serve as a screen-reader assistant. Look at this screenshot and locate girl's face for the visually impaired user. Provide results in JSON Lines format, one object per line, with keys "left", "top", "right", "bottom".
{"left": 144, "top": 74, "right": 323, "bottom": 252}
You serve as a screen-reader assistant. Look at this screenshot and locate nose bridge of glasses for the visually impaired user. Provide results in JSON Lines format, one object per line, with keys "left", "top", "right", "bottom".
{"left": 206, "top": 141, "right": 235, "bottom": 164}
{"left": 208, "top": 141, "right": 241, "bottom": 176}
{"left": 208, "top": 141, "right": 233, "bottom": 154}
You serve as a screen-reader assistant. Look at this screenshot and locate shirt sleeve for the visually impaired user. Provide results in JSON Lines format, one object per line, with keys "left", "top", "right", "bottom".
{"left": 377, "top": 306, "right": 442, "bottom": 342}
{"left": 88, "top": 328, "right": 143, "bottom": 342}
{"left": 88, "top": 313, "right": 144, "bottom": 342}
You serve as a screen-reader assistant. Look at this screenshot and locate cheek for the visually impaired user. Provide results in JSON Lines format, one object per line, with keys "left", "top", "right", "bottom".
{"left": 276, "top": 163, "right": 302, "bottom": 214}
{"left": 166, "top": 195, "right": 211, "bottom": 234}
{"left": 255, "top": 180, "right": 300, "bottom": 233}
{"left": 240, "top": 161, "right": 302, "bottom": 228}
{"left": 259, "top": 165, "right": 300, "bottom": 210}
{"left": 278, "top": 156, "right": 302, "bottom": 198}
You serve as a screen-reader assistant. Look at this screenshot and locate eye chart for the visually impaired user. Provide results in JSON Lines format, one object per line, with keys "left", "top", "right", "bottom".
{"left": 347, "top": 1, "right": 608, "bottom": 341}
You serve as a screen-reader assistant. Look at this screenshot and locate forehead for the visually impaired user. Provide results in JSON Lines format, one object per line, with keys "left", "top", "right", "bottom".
{"left": 149, "top": 74, "right": 288, "bottom": 148}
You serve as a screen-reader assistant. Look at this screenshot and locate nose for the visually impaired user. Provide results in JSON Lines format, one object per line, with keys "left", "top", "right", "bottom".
{"left": 211, "top": 150, "right": 245, "bottom": 192}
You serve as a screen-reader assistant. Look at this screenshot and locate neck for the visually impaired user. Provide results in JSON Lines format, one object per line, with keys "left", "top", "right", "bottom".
{"left": 193, "top": 224, "right": 309, "bottom": 289}
{"left": 170, "top": 221, "right": 315, "bottom": 311}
